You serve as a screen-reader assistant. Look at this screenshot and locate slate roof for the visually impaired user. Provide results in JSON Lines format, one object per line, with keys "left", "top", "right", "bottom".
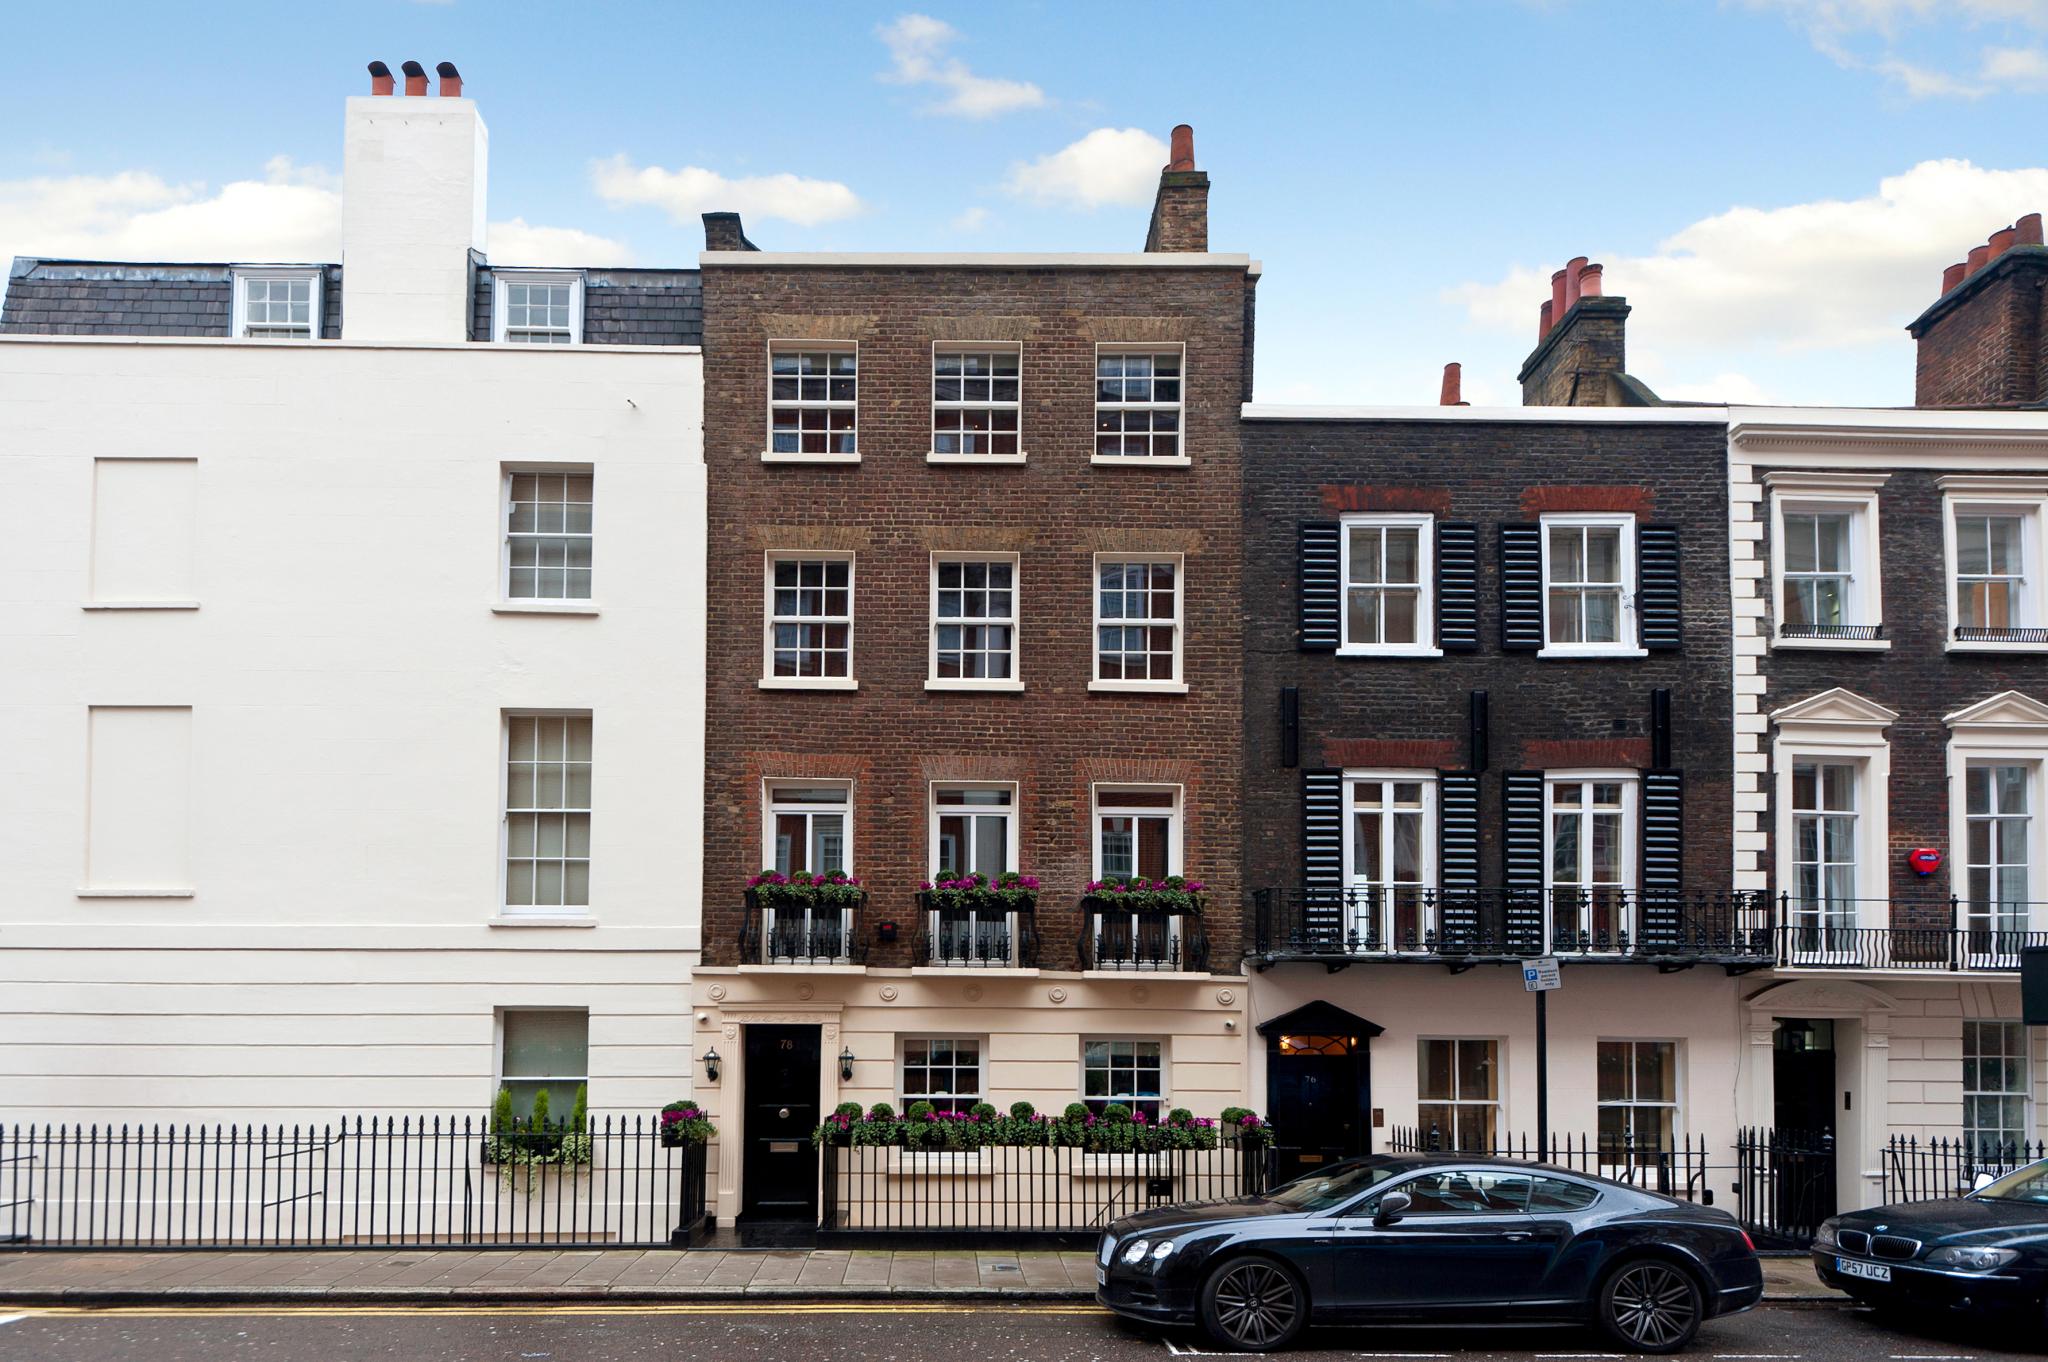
{"left": 471, "top": 265, "right": 703, "bottom": 346}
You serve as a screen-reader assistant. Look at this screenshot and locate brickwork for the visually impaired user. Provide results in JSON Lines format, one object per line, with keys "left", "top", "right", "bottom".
{"left": 700, "top": 263, "right": 1251, "bottom": 970}
{"left": 1143, "top": 173, "right": 1210, "bottom": 253}
{"left": 1242, "top": 417, "right": 1734, "bottom": 897}
{"left": 1908, "top": 250, "right": 2048, "bottom": 408}
{"left": 1518, "top": 298, "right": 1630, "bottom": 407}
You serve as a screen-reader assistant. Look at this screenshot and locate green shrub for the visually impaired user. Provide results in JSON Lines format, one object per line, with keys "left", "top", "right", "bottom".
{"left": 1167, "top": 1107, "right": 1194, "bottom": 1127}
{"left": 907, "top": 1100, "right": 937, "bottom": 1120}
{"left": 835, "top": 1101, "right": 864, "bottom": 1119}
{"left": 1100, "top": 1103, "right": 1132, "bottom": 1124}
{"left": 969, "top": 1102, "right": 999, "bottom": 1121}
{"left": 1009, "top": 1100, "right": 1036, "bottom": 1120}
{"left": 867, "top": 1102, "right": 896, "bottom": 1121}
{"left": 1063, "top": 1102, "right": 1090, "bottom": 1122}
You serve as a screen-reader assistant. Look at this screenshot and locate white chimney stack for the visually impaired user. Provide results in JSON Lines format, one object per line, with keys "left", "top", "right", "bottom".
{"left": 341, "top": 61, "right": 488, "bottom": 342}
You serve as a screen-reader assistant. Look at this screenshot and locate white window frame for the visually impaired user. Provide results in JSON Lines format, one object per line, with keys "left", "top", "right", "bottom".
{"left": 927, "top": 552, "right": 1023, "bottom": 692}
{"left": 899, "top": 1035, "right": 988, "bottom": 1114}
{"left": 1090, "top": 783, "right": 1183, "bottom": 881}
{"left": 928, "top": 781, "right": 1019, "bottom": 878}
{"left": 494, "top": 1007, "right": 590, "bottom": 1115}
{"left": 764, "top": 340, "right": 860, "bottom": 464}
{"left": 1538, "top": 513, "right": 1644, "bottom": 658}
{"left": 1770, "top": 691, "right": 1896, "bottom": 953}
{"left": 1342, "top": 771, "right": 1437, "bottom": 950}
{"left": 1963, "top": 1020, "right": 2033, "bottom": 1157}
{"left": 759, "top": 778, "right": 855, "bottom": 963}
{"left": 1092, "top": 343, "right": 1189, "bottom": 467}
{"left": 760, "top": 551, "right": 857, "bottom": 691}
{"left": 491, "top": 269, "right": 584, "bottom": 344}
{"left": 499, "top": 710, "right": 593, "bottom": 921}
{"left": 1765, "top": 472, "right": 1889, "bottom": 651}
{"left": 1080, "top": 1037, "right": 1167, "bottom": 1119}
{"left": 1542, "top": 771, "right": 1638, "bottom": 951}
{"left": 230, "top": 267, "right": 322, "bottom": 340}
{"left": 1089, "top": 553, "right": 1186, "bottom": 694}
{"left": 1941, "top": 478, "right": 2048, "bottom": 653}
{"left": 1416, "top": 1036, "right": 1503, "bottom": 1152}
{"left": 1596, "top": 1038, "right": 1683, "bottom": 1176}
{"left": 1338, "top": 513, "right": 1440, "bottom": 657}
{"left": 1945, "top": 692, "right": 2048, "bottom": 965}
{"left": 499, "top": 464, "right": 595, "bottom": 608}
{"left": 929, "top": 342, "right": 1025, "bottom": 465}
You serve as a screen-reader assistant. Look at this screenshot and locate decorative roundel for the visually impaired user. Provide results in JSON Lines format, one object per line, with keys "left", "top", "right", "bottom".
{"left": 1048, "top": 987, "right": 1069, "bottom": 1004}
{"left": 963, "top": 983, "right": 985, "bottom": 1003}
{"left": 1130, "top": 985, "right": 1151, "bottom": 1005}
{"left": 797, "top": 983, "right": 815, "bottom": 1001}
{"left": 878, "top": 985, "right": 899, "bottom": 1003}
{"left": 1216, "top": 989, "right": 1236, "bottom": 1006}
{"left": 1907, "top": 847, "right": 1944, "bottom": 876}
{"left": 707, "top": 985, "right": 727, "bottom": 1002}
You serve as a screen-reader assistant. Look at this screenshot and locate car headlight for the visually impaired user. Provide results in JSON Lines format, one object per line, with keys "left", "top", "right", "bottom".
{"left": 1925, "top": 1245, "right": 2020, "bottom": 1272}
{"left": 1812, "top": 1218, "right": 1839, "bottom": 1249}
{"left": 1151, "top": 1240, "right": 1178, "bottom": 1263}
{"left": 1121, "top": 1239, "right": 1151, "bottom": 1266}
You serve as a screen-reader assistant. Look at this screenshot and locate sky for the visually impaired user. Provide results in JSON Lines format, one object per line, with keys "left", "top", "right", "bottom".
{"left": 6, "top": 0, "right": 2048, "bottom": 407}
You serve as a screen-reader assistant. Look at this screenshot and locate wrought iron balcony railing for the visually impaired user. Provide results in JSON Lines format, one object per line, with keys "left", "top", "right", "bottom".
{"left": 913, "top": 894, "right": 1040, "bottom": 968}
{"left": 740, "top": 889, "right": 869, "bottom": 966}
{"left": 1778, "top": 623, "right": 1883, "bottom": 641}
{"left": 1955, "top": 625, "right": 2048, "bottom": 643}
{"left": 1079, "top": 896, "right": 1209, "bottom": 972}
{"left": 1771, "top": 896, "right": 2048, "bottom": 972}
{"left": 1250, "top": 887, "right": 1774, "bottom": 967}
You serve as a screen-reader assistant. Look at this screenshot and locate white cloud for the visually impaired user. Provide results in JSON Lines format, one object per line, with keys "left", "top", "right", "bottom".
{"left": 1004, "top": 128, "right": 1168, "bottom": 210}
{"left": 1752, "top": 0, "right": 2048, "bottom": 95}
{"left": 878, "top": 13, "right": 1047, "bottom": 118}
{"left": 951, "top": 206, "right": 992, "bottom": 231}
{"left": 591, "top": 154, "right": 861, "bottom": 228}
{"left": 1446, "top": 158, "right": 2048, "bottom": 402}
{"left": 487, "top": 218, "right": 633, "bottom": 266}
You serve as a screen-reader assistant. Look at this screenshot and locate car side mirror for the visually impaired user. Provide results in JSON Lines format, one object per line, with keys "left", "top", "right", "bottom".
{"left": 1972, "top": 1172, "right": 1997, "bottom": 1192}
{"left": 1374, "top": 1191, "right": 1412, "bottom": 1225}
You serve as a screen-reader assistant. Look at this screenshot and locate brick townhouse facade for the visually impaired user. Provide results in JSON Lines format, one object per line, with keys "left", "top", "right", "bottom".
{"left": 687, "top": 131, "right": 1259, "bottom": 1229}
{"left": 1239, "top": 268, "right": 1751, "bottom": 1185}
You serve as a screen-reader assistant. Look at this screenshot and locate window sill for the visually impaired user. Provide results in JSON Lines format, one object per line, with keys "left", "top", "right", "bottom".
{"left": 909, "top": 966, "right": 1040, "bottom": 978}
{"left": 759, "top": 676, "right": 860, "bottom": 691}
{"left": 1091, "top": 455, "right": 1191, "bottom": 469}
{"left": 82, "top": 600, "right": 200, "bottom": 611}
{"left": 1947, "top": 639, "right": 2048, "bottom": 654}
{"left": 1772, "top": 634, "right": 1890, "bottom": 651}
{"left": 76, "top": 887, "right": 194, "bottom": 899}
{"left": 1088, "top": 680, "right": 1190, "bottom": 695}
{"left": 927, "top": 452, "right": 1029, "bottom": 466}
{"left": 761, "top": 451, "right": 861, "bottom": 465}
{"left": 1336, "top": 645, "right": 1445, "bottom": 659}
{"left": 737, "top": 963, "right": 868, "bottom": 975}
{"left": 1536, "top": 646, "right": 1649, "bottom": 660}
{"left": 490, "top": 914, "right": 598, "bottom": 928}
{"left": 924, "top": 679, "right": 1026, "bottom": 693}
{"left": 494, "top": 602, "right": 601, "bottom": 616}
{"left": 1081, "top": 969, "right": 1209, "bottom": 981}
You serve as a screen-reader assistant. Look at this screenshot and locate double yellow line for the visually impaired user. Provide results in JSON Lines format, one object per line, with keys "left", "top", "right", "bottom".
{"left": 11, "top": 1301, "right": 1114, "bottom": 1320}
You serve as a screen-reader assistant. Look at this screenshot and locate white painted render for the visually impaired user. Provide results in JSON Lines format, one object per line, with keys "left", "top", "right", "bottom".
{"left": 0, "top": 335, "right": 705, "bottom": 1124}
{"left": 341, "top": 94, "right": 488, "bottom": 343}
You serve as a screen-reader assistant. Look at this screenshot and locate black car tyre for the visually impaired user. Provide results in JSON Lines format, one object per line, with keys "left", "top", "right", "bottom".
{"left": 1598, "top": 1258, "right": 1703, "bottom": 1354}
{"left": 1198, "top": 1255, "right": 1309, "bottom": 1352}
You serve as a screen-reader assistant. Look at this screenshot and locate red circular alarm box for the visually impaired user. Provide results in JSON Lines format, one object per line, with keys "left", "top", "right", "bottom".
{"left": 1908, "top": 847, "right": 1943, "bottom": 876}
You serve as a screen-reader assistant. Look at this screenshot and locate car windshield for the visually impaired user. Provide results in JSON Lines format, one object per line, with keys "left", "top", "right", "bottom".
{"left": 1264, "top": 1159, "right": 1403, "bottom": 1211}
{"left": 1972, "top": 1161, "right": 2048, "bottom": 1205}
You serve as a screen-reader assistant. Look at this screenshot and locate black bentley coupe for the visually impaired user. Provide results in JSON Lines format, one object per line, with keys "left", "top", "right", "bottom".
{"left": 1813, "top": 1157, "right": 2048, "bottom": 1327}
{"left": 1097, "top": 1154, "right": 1762, "bottom": 1353}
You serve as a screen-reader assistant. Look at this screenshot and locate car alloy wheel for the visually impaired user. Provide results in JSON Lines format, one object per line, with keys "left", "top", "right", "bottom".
{"left": 1602, "top": 1261, "right": 1701, "bottom": 1353}
{"left": 1204, "top": 1258, "right": 1304, "bottom": 1351}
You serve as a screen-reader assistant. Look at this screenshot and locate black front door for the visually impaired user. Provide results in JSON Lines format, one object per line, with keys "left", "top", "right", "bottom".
{"left": 1770, "top": 1019, "right": 1837, "bottom": 1231}
{"left": 1267, "top": 1032, "right": 1369, "bottom": 1183}
{"left": 742, "top": 1024, "right": 821, "bottom": 1222}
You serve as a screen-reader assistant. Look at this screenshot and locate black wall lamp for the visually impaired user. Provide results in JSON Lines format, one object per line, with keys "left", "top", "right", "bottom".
{"left": 701, "top": 1047, "right": 721, "bottom": 1083}
{"left": 839, "top": 1046, "right": 856, "bottom": 1082}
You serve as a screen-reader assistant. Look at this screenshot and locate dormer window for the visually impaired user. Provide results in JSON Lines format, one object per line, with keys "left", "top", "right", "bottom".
{"left": 232, "top": 268, "right": 321, "bottom": 340}
{"left": 493, "top": 271, "right": 583, "bottom": 344}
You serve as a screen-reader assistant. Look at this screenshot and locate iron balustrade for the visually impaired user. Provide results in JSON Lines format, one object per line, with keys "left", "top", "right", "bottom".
{"left": 1882, "top": 1134, "right": 2048, "bottom": 1203}
{"left": 818, "top": 1139, "right": 1271, "bottom": 1241}
{"left": 913, "top": 894, "right": 1040, "bottom": 968}
{"left": 1385, "top": 1125, "right": 1716, "bottom": 1203}
{"left": 740, "top": 889, "right": 869, "bottom": 965}
{"left": 1779, "top": 623, "right": 1884, "bottom": 641}
{"left": 1736, "top": 1127, "right": 1836, "bottom": 1248}
{"left": 1079, "top": 897, "right": 1209, "bottom": 971}
{"left": 1770, "top": 895, "right": 2048, "bottom": 971}
{"left": 1956, "top": 626, "right": 2048, "bottom": 643}
{"left": 1251, "top": 888, "right": 1773, "bottom": 965}
{"left": 0, "top": 1116, "right": 710, "bottom": 1250}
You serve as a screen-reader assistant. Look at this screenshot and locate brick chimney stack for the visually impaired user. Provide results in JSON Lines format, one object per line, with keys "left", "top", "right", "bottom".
{"left": 1908, "top": 212, "right": 2048, "bottom": 407}
{"left": 1143, "top": 124, "right": 1209, "bottom": 253}
{"left": 701, "top": 212, "right": 758, "bottom": 252}
{"left": 1519, "top": 255, "right": 1630, "bottom": 405}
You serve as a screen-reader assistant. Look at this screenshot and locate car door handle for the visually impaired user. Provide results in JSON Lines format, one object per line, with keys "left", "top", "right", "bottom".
{"left": 1503, "top": 1232, "right": 1533, "bottom": 1241}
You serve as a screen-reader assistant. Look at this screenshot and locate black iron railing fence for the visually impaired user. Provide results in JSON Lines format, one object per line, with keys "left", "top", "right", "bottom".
{"left": 1080, "top": 898, "right": 1209, "bottom": 971}
{"left": 819, "top": 1140, "right": 1270, "bottom": 1241}
{"left": 1772, "top": 897, "right": 2048, "bottom": 971}
{"left": 913, "top": 894, "right": 1040, "bottom": 968}
{"left": 1736, "top": 1127, "right": 1836, "bottom": 1247}
{"left": 1882, "top": 1134, "right": 2048, "bottom": 1203}
{"left": 0, "top": 1117, "right": 709, "bottom": 1250}
{"left": 740, "top": 889, "right": 868, "bottom": 965}
{"left": 1384, "top": 1125, "right": 1717, "bottom": 1203}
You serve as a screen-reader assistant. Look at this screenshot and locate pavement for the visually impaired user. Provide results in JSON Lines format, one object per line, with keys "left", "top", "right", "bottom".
{"left": 0, "top": 1247, "right": 1840, "bottom": 1305}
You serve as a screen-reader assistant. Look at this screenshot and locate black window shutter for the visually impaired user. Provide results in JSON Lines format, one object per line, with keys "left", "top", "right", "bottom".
{"left": 1438, "top": 771, "right": 1481, "bottom": 948}
{"left": 1639, "top": 770, "right": 1684, "bottom": 949}
{"left": 1299, "top": 522, "right": 1341, "bottom": 651}
{"left": 1499, "top": 524, "right": 1543, "bottom": 651}
{"left": 1302, "top": 769, "right": 1344, "bottom": 944}
{"left": 1638, "top": 524, "right": 1682, "bottom": 651}
{"left": 1436, "top": 522, "right": 1480, "bottom": 652}
{"left": 1502, "top": 770, "right": 1545, "bottom": 952}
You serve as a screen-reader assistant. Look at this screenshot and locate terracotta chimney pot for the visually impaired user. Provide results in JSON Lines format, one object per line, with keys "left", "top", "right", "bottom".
{"left": 368, "top": 61, "right": 394, "bottom": 96}
{"left": 1579, "top": 263, "right": 1603, "bottom": 298}
{"left": 401, "top": 60, "right": 428, "bottom": 96}
{"left": 435, "top": 61, "right": 463, "bottom": 98}
{"left": 1991, "top": 226, "right": 2018, "bottom": 260}
{"left": 1563, "top": 256, "right": 1588, "bottom": 311}
{"left": 1440, "top": 362, "right": 1463, "bottom": 406}
{"left": 1549, "top": 269, "right": 1569, "bottom": 326}
{"left": 1167, "top": 124, "right": 1195, "bottom": 172}
{"left": 1942, "top": 262, "right": 1967, "bottom": 294}
{"left": 2018, "top": 213, "right": 2044, "bottom": 247}
{"left": 1538, "top": 299, "right": 1554, "bottom": 339}
{"left": 1967, "top": 244, "right": 1993, "bottom": 277}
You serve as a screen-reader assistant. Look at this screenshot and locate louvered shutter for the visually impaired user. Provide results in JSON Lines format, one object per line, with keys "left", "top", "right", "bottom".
{"left": 1302, "top": 769, "right": 1344, "bottom": 946}
{"left": 1637, "top": 524, "right": 1682, "bottom": 651}
{"left": 1436, "top": 522, "right": 1480, "bottom": 652}
{"left": 1499, "top": 524, "right": 1543, "bottom": 651}
{"left": 1437, "top": 772, "right": 1482, "bottom": 949}
{"left": 1501, "top": 771, "right": 1546, "bottom": 953}
{"left": 1299, "top": 522, "right": 1341, "bottom": 651}
{"left": 1639, "top": 770, "right": 1684, "bottom": 950}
